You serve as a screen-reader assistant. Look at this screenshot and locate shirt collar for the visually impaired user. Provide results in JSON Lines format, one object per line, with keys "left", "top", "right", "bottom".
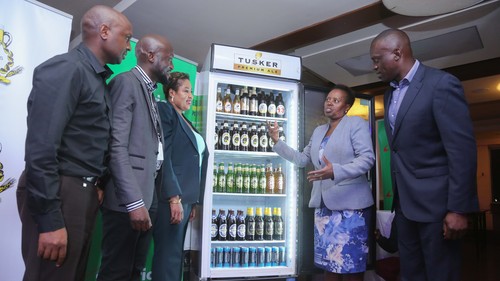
{"left": 135, "top": 65, "right": 157, "bottom": 93}
{"left": 390, "top": 60, "right": 420, "bottom": 89}
{"left": 76, "top": 43, "right": 113, "bottom": 80}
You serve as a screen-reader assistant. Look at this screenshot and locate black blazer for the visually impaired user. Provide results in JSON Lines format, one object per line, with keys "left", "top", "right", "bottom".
{"left": 157, "top": 101, "right": 209, "bottom": 204}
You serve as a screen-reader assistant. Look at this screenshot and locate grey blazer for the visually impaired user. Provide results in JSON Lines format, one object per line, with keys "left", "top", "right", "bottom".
{"left": 103, "top": 68, "right": 163, "bottom": 212}
{"left": 273, "top": 116, "right": 374, "bottom": 210}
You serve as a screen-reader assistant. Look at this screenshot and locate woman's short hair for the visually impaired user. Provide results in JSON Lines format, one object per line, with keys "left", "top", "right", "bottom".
{"left": 163, "top": 72, "right": 190, "bottom": 98}
{"left": 332, "top": 84, "right": 355, "bottom": 107}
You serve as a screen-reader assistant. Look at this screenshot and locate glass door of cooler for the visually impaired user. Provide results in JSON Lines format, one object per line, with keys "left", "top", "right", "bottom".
{"left": 198, "top": 71, "right": 300, "bottom": 280}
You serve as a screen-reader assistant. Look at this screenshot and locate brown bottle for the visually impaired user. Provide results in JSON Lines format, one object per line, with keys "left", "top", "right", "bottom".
{"left": 217, "top": 209, "right": 227, "bottom": 241}
{"left": 227, "top": 209, "right": 236, "bottom": 241}
{"left": 264, "top": 207, "right": 274, "bottom": 240}
{"left": 211, "top": 209, "right": 218, "bottom": 241}
{"left": 273, "top": 207, "right": 284, "bottom": 240}
{"left": 236, "top": 210, "right": 246, "bottom": 241}
{"left": 245, "top": 207, "right": 255, "bottom": 241}
{"left": 274, "top": 164, "right": 285, "bottom": 194}
{"left": 276, "top": 92, "right": 285, "bottom": 118}
{"left": 255, "top": 207, "right": 264, "bottom": 241}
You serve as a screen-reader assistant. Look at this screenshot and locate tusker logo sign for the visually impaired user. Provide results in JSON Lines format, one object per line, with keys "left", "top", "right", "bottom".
{"left": 0, "top": 142, "right": 16, "bottom": 194}
{"left": 233, "top": 52, "right": 282, "bottom": 75}
{"left": 0, "top": 27, "right": 23, "bottom": 85}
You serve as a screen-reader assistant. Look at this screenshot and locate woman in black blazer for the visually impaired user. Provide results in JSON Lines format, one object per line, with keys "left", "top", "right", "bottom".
{"left": 152, "top": 72, "right": 209, "bottom": 281}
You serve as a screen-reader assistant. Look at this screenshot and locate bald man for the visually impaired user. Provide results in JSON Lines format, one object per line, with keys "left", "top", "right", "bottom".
{"left": 17, "top": 5, "right": 132, "bottom": 281}
{"left": 370, "top": 29, "right": 478, "bottom": 281}
{"left": 97, "top": 35, "right": 173, "bottom": 281}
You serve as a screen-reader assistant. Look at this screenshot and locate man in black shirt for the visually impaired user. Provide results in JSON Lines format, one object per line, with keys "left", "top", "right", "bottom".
{"left": 17, "top": 5, "right": 132, "bottom": 281}
{"left": 97, "top": 35, "right": 173, "bottom": 281}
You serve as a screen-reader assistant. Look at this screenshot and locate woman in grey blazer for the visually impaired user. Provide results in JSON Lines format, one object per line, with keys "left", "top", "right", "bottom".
{"left": 268, "top": 84, "right": 374, "bottom": 281}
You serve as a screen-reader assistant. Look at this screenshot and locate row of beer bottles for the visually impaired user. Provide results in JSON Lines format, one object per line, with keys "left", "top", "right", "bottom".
{"left": 215, "top": 121, "right": 285, "bottom": 152}
{"left": 214, "top": 162, "right": 285, "bottom": 194}
{"left": 212, "top": 207, "right": 284, "bottom": 241}
{"left": 215, "top": 86, "right": 286, "bottom": 118}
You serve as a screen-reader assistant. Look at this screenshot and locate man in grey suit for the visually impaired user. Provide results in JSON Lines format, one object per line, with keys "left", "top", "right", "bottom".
{"left": 370, "top": 29, "right": 479, "bottom": 281}
{"left": 97, "top": 35, "right": 174, "bottom": 281}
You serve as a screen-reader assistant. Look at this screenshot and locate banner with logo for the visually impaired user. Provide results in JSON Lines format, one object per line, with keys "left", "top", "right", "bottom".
{"left": 0, "top": 0, "right": 72, "bottom": 280}
{"left": 377, "top": 119, "right": 393, "bottom": 210}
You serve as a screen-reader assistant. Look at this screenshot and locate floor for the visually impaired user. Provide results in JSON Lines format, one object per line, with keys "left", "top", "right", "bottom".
{"left": 461, "top": 230, "right": 500, "bottom": 281}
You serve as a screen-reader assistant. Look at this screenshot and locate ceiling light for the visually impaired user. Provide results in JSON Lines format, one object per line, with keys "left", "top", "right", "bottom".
{"left": 382, "top": 0, "right": 483, "bottom": 16}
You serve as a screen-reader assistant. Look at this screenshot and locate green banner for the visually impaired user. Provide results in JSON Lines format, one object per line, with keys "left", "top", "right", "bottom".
{"left": 84, "top": 40, "right": 198, "bottom": 281}
{"left": 377, "top": 119, "right": 393, "bottom": 210}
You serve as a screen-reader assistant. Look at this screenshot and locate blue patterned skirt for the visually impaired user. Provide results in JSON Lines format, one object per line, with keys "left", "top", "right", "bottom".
{"left": 313, "top": 206, "right": 372, "bottom": 273}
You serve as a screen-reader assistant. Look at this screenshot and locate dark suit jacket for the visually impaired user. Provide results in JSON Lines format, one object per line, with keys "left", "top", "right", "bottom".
{"left": 157, "top": 101, "right": 208, "bottom": 204}
{"left": 103, "top": 68, "right": 163, "bottom": 212}
{"left": 384, "top": 63, "right": 479, "bottom": 222}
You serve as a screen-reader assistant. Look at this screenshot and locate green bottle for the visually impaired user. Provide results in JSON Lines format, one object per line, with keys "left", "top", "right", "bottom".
{"left": 226, "top": 163, "right": 235, "bottom": 193}
{"left": 217, "top": 162, "right": 226, "bottom": 193}
{"left": 213, "top": 164, "right": 218, "bottom": 192}
{"left": 250, "top": 164, "right": 258, "bottom": 194}
{"left": 243, "top": 164, "right": 251, "bottom": 193}
{"left": 258, "top": 165, "right": 266, "bottom": 194}
{"left": 235, "top": 163, "right": 243, "bottom": 193}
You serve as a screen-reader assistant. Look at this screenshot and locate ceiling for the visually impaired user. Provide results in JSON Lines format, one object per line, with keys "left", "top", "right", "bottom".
{"left": 37, "top": 0, "right": 500, "bottom": 132}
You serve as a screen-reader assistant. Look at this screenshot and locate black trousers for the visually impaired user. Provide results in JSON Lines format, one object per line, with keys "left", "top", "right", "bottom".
{"left": 152, "top": 202, "right": 192, "bottom": 281}
{"left": 97, "top": 207, "right": 156, "bottom": 281}
{"left": 17, "top": 173, "right": 100, "bottom": 281}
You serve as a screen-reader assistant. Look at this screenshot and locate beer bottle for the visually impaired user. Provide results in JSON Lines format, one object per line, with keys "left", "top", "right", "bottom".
{"left": 258, "top": 165, "right": 266, "bottom": 194}
{"left": 278, "top": 126, "right": 286, "bottom": 143}
{"left": 240, "top": 122, "right": 249, "bottom": 151}
{"left": 214, "top": 122, "right": 219, "bottom": 150}
{"left": 264, "top": 207, "right": 274, "bottom": 240}
{"left": 276, "top": 92, "right": 285, "bottom": 118}
{"left": 211, "top": 209, "right": 218, "bottom": 241}
{"left": 250, "top": 123, "right": 259, "bottom": 152}
{"left": 268, "top": 127, "right": 275, "bottom": 152}
{"left": 217, "top": 162, "right": 226, "bottom": 193}
{"left": 241, "top": 86, "right": 249, "bottom": 115}
{"left": 243, "top": 164, "right": 251, "bottom": 193}
{"left": 266, "top": 164, "right": 274, "bottom": 194}
{"left": 245, "top": 207, "right": 255, "bottom": 241}
{"left": 255, "top": 207, "right": 264, "bottom": 241}
{"left": 233, "top": 88, "right": 241, "bottom": 114}
{"left": 258, "top": 123, "right": 268, "bottom": 152}
{"left": 227, "top": 209, "right": 236, "bottom": 241}
{"left": 267, "top": 92, "right": 276, "bottom": 117}
{"left": 235, "top": 163, "right": 243, "bottom": 193}
{"left": 226, "top": 163, "right": 235, "bottom": 193}
{"left": 217, "top": 209, "right": 227, "bottom": 241}
{"left": 231, "top": 122, "right": 240, "bottom": 151}
{"left": 273, "top": 207, "right": 284, "bottom": 240}
{"left": 216, "top": 87, "right": 223, "bottom": 112}
{"left": 258, "top": 91, "right": 267, "bottom": 117}
{"left": 250, "top": 164, "right": 258, "bottom": 194}
{"left": 221, "top": 121, "right": 230, "bottom": 150}
{"left": 223, "top": 88, "right": 232, "bottom": 113}
{"left": 274, "top": 164, "right": 285, "bottom": 194}
{"left": 249, "top": 87, "right": 258, "bottom": 116}
{"left": 213, "top": 165, "right": 218, "bottom": 192}
{"left": 236, "top": 210, "right": 246, "bottom": 241}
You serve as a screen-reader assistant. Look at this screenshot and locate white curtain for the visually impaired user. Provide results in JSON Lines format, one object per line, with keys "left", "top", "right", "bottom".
{"left": 0, "top": 1, "right": 72, "bottom": 279}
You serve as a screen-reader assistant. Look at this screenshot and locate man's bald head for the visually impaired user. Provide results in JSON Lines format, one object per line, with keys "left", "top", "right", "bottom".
{"left": 135, "top": 35, "right": 173, "bottom": 64}
{"left": 371, "top": 29, "right": 414, "bottom": 59}
{"left": 136, "top": 34, "right": 174, "bottom": 84}
{"left": 370, "top": 29, "right": 416, "bottom": 82}
{"left": 80, "top": 5, "right": 133, "bottom": 65}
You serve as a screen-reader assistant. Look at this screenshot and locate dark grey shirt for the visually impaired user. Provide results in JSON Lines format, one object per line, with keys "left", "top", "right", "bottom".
{"left": 25, "top": 43, "right": 112, "bottom": 232}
